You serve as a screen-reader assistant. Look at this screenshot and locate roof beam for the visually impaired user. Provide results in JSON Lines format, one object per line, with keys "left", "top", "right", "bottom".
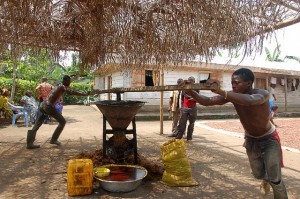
{"left": 254, "top": 14, "right": 300, "bottom": 36}
{"left": 271, "top": 0, "right": 300, "bottom": 12}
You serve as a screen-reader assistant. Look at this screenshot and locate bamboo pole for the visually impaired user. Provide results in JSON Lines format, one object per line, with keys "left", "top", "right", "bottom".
{"left": 93, "top": 83, "right": 217, "bottom": 94}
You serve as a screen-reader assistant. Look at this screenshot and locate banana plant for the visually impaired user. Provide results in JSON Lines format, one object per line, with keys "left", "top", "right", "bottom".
{"left": 265, "top": 45, "right": 284, "bottom": 62}
{"left": 284, "top": 55, "right": 300, "bottom": 63}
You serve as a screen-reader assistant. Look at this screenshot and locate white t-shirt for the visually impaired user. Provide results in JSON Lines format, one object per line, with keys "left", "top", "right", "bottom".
{"left": 269, "top": 87, "right": 275, "bottom": 99}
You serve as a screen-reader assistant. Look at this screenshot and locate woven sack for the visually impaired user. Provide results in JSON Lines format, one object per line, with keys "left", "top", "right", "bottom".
{"left": 161, "top": 139, "right": 198, "bottom": 186}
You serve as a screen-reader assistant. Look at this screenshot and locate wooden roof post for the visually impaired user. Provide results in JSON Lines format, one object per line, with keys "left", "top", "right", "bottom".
{"left": 160, "top": 66, "right": 164, "bottom": 134}
{"left": 284, "top": 75, "right": 287, "bottom": 112}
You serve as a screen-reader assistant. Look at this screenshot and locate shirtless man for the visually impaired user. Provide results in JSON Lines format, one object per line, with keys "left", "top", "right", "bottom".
{"left": 36, "top": 77, "right": 53, "bottom": 123}
{"left": 26, "top": 75, "right": 92, "bottom": 149}
{"left": 36, "top": 77, "right": 53, "bottom": 102}
{"left": 181, "top": 68, "right": 287, "bottom": 199}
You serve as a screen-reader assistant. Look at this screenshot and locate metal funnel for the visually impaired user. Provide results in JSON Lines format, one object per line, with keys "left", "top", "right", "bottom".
{"left": 95, "top": 100, "right": 145, "bottom": 130}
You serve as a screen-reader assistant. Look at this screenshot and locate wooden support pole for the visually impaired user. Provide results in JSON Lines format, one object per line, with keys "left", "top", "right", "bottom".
{"left": 160, "top": 69, "right": 164, "bottom": 135}
{"left": 284, "top": 76, "right": 287, "bottom": 112}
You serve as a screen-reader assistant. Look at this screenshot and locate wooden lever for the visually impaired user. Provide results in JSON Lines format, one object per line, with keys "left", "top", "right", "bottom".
{"left": 93, "top": 83, "right": 217, "bottom": 94}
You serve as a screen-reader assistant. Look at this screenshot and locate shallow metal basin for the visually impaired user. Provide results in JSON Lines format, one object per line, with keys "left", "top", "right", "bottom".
{"left": 93, "top": 164, "right": 148, "bottom": 192}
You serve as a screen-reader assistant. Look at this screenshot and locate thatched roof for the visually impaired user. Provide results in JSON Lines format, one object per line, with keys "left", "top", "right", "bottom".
{"left": 1, "top": 1, "right": 300, "bottom": 71}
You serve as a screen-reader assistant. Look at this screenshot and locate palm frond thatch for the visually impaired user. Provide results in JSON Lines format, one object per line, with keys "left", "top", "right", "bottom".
{"left": 0, "top": 0, "right": 300, "bottom": 71}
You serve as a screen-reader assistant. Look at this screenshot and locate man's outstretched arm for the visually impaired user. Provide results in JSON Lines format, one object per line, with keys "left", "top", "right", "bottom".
{"left": 186, "top": 90, "right": 228, "bottom": 106}
{"left": 181, "top": 79, "right": 228, "bottom": 106}
{"left": 65, "top": 88, "right": 92, "bottom": 96}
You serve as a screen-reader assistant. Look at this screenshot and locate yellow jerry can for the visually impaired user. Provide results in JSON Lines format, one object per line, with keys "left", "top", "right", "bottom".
{"left": 67, "top": 159, "right": 93, "bottom": 196}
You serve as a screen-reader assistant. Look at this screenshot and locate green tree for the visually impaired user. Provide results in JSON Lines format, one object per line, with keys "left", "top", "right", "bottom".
{"left": 0, "top": 48, "right": 68, "bottom": 100}
{"left": 0, "top": 49, "right": 93, "bottom": 103}
{"left": 0, "top": 48, "right": 66, "bottom": 81}
{"left": 63, "top": 52, "right": 95, "bottom": 83}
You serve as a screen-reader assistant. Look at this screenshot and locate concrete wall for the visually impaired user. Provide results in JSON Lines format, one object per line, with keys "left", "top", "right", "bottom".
{"left": 273, "top": 78, "right": 300, "bottom": 112}
{"left": 95, "top": 69, "right": 236, "bottom": 115}
{"left": 98, "top": 69, "right": 213, "bottom": 104}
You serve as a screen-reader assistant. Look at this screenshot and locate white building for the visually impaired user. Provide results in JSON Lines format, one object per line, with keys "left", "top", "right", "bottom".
{"left": 93, "top": 57, "right": 300, "bottom": 115}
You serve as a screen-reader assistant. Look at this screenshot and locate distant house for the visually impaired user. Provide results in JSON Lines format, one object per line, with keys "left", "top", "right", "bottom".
{"left": 93, "top": 57, "right": 300, "bottom": 114}
{"left": 210, "top": 57, "right": 300, "bottom": 113}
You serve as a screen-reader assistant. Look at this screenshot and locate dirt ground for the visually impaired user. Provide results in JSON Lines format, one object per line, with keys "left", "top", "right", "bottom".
{"left": 0, "top": 105, "right": 299, "bottom": 199}
{"left": 199, "top": 118, "right": 300, "bottom": 150}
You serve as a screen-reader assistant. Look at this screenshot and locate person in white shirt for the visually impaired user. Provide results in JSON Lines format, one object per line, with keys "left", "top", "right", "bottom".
{"left": 21, "top": 90, "right": 38, "bottom": 125}
{"left": 269, "top": 84, "right": 277, "bottom": 101}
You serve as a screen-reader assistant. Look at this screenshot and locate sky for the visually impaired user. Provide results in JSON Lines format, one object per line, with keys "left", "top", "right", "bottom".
{"left": 256, "top": 22, "right": 300, "bottom": 61}
{"left": 211, "top": 22, "right": 300, "bottom": 71}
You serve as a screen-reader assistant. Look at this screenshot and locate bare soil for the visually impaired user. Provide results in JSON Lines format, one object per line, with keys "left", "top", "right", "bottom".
{"left": 0, "top": 105, "right": 299, "bottom": 199}
{"left": 202, "top": 118, "right": 300, "bottom": 150}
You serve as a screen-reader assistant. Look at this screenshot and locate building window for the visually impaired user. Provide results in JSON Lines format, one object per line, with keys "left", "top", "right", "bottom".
{"left": 255, "top": 78, "right": 266, "bottom": 89}
{"left": 145, "top": 70, "right": 154, "bottom": 86}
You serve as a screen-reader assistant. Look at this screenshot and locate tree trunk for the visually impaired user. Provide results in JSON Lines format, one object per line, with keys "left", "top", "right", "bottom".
{"left": 10, "top": 49, "right": 17, "bottom": 102}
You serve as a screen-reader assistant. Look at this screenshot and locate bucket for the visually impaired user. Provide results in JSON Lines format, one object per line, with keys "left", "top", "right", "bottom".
{"left": 67, "top": 159, "right": 93, "bottom": 196}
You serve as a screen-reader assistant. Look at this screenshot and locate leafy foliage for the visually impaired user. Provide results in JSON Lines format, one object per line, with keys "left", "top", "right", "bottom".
{"left": 265, "top": 45, "right": 300, "bottom": 64}
{"left": 0, "top": 49, "right": 94, "bottom": 103}
{"left": 0, "top": 77, "right": 93, "bottom": 105}
{"left": 0, "top": 48, "right": 66, "bottom": 81}
{"left": 285, "top": 56, "right": 300, "bottom": 63}
{"left": 265, "top": 45, "right": 284, "bottom": 62}
{"left": 0, "top": 77, "right": 38, "bottom": 104}
{"left": 64, "top": 82, "right": 93, "bottom": 104}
